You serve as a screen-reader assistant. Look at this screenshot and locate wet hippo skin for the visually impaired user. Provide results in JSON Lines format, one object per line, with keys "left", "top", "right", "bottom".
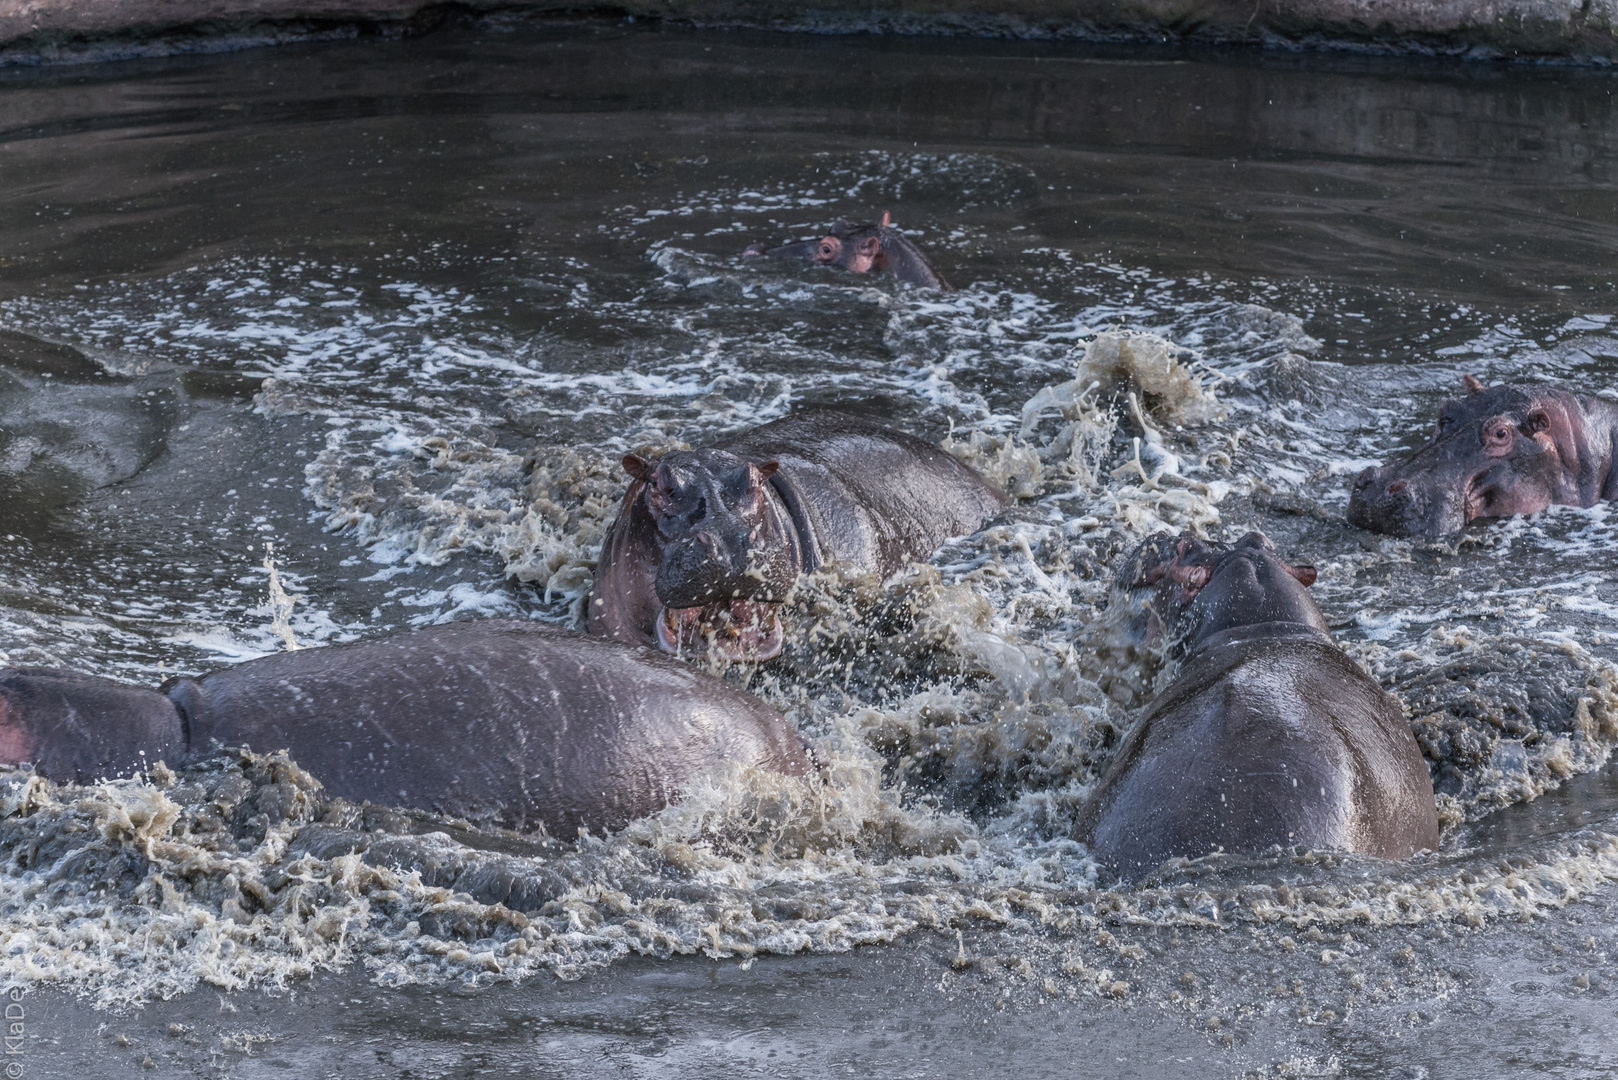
{"left": 1347, "top": 376, "right": 1618, "bottom": 537}
{"left": 744, "top": 212, "right": 951, "bottom": 290}
{"left": 1074, "top": 532, "right": 1441, "bottom": 878}
{"left": 588, "top": 409, "right": 1010, "bottom": 662}
{"left": 0, "top": 621, "right": 813, "bottom": 836}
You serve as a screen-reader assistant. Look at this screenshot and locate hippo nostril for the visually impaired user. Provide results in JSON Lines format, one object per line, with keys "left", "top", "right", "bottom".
{"left": 1387, "top": 480, "right": 1408, "bottom": 496}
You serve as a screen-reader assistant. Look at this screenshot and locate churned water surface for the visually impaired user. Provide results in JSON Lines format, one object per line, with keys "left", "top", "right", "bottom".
{"left": 2, "top": 20, "right": 1618, "bottom": 1077}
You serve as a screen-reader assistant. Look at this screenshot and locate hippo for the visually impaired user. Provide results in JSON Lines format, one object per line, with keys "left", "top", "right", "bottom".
{"left": 1074, "top": 532, "right": 1439, "bottom": 878}
{"left": 588, "top": 410, "right": 1011, "bottom": 662}
{"left": 1347, "top": 375, "right": 1618, "bottom": 537}
{"left": 743, "top": 212, "right": 952, "bottom": 290}
{"left": 0, "top": 621, "right": 813, "bottom": 836}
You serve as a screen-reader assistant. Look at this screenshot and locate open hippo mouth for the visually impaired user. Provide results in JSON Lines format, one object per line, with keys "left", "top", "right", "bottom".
{"left": 655, "top": 601, "right": 786, "bottom": 662}
{"left": 1463, "top": 468, "right": 1511, "bottom": 525}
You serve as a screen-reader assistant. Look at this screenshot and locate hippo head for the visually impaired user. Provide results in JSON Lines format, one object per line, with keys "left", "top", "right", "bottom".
{"left": 622, "top": 448, "right": 799, "bottom": 662}
{"left": 1346, "top": 377, "right": 1581, "bottom": 537}
{"left": 743, "top": 212, "right": 891, "bottom": 275}
{"left": 1123, "top": 531, "right": 1323, "bottom": 653}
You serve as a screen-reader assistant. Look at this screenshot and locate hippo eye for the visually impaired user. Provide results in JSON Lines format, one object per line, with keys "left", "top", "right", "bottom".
{"left": 818, "top": 241, "right": 836, "bottom": 258}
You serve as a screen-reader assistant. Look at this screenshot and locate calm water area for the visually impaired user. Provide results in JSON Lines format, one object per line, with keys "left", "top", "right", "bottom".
{"left": 2, "top": 17, "right": 1618, "bottom": 1077}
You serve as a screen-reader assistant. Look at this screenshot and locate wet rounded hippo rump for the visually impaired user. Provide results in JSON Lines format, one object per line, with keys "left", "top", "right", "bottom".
{"left": 5, "top": 0, "right": 1617, "bottom": 60}
{"left": 1075, "top": 533, "right": 1440, "bottom": 878}
{"left": 1348, "top": 377, "right": 1618, "bottom": 538}
{"left": 0, "top": 621, "right": 813, "bottom": 836}
{"left": 588, "top": 409, "right": 1011, "bottom": 662}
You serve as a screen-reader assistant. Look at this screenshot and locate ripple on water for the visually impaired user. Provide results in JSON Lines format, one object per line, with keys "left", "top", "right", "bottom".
{"left": 1, "top": 154, "right": 1616, "bottom": 1008}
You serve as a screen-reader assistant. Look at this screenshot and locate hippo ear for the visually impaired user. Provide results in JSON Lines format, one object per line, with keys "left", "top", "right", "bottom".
{"left": 1462, "top": 374, "right": 1486, "bottom": 395}
{"left": 1286, "top": 564, "right": 1318, "bottom": 587}
{"left": 880, "top": 211, "right": 892, "bottom": 228}
{"left": 622, "top": 454, "right": 654, "bottom": 483}
{"left": 1523, "top": 408, "right": 1551, "bottom": 435}
{"left": 857, "top": 235, "right": 881, "bottom": 256}
{"left": 755, "top": 461, "right": 780, "bottom": 482}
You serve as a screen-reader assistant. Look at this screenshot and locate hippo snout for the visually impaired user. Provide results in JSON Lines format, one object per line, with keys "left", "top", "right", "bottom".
{"left": 655, "top": 533, "right": 739, "bottom": 608}
{"left": 1346, "top": 466, "right": 1463, "bottom": 538}
{"left": 654, "top": 528, "right": 796, "bottom": 610}
{"left": 1347, "top": 465, "right": 1417, "bottom": 535}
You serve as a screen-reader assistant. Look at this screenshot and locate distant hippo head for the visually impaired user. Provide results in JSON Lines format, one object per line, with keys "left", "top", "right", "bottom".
{"left": 621, "top": 448, "right": 799, "bottom": 662}
{"left": 742, "top": 211, "right": 950, "bottom": 290}
{"left": 744, "top": 213, "right": 887, "bottom": 273}
{"left": 1122, "top": 531, "right": 1322, "bottom": 653}
{"left": 1346, "top": 377, "right": 1588, "bottom": 537}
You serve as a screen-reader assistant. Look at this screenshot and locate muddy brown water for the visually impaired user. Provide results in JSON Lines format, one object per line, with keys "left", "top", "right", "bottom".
{"left": 3, "top": 17, "right": 1618, "bottom": 1079}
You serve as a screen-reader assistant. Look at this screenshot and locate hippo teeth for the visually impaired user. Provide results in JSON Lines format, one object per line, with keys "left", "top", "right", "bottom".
{"left": 1464, "top": 476, "right": 1490, "bottom": 522}
{"left": 656, "top": 602, "right": 785, "bottom": 662}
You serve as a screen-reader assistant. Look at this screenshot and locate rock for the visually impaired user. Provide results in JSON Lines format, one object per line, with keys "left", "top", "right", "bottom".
{"left": 3, "top": 0, "right": 1616, "bottom": 63}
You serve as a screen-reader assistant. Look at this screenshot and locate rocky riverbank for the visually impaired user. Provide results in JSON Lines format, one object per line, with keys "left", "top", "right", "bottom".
{"left": 1, "top": 0, "right": 1615, "bottom": 65}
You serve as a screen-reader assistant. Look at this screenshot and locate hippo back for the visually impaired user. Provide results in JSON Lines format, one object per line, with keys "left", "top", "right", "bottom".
{"left": 717, "top": 411, "right": 1010, "bottom": 576}
{"left": 1076, "top": 630, "right": 1438, "bottom": 876}
{"left": 165, "top": 621, "right": 812, "bottom": 835}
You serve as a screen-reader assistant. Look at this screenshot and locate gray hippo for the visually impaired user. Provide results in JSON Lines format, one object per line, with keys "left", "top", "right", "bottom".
{"left": 1348, "top": 375, "right": 1618, "bottom": 537}
{"left": 1074, "top": 532, "right": 1439, "bottom": 878}
{"left": 588, "top": 410, "right": 1011, "bottom": 662}
{"left": 0, "top": 622, "right": 812, "bottom": 836}
{"left": 743, "top": 212, "right": 952, "bottom": 290}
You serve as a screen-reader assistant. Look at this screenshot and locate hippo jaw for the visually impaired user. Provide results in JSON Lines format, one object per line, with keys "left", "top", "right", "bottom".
{"left": 656, "top": 601, "right": 786, "bottom": 662}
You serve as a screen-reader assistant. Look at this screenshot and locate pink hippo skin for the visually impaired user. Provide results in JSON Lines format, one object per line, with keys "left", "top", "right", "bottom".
{"left": 743, "top": 211, "right": 952, "bottom": 290}
{"left": 1348, "top": 375, "right": 1618, "bottom": 537}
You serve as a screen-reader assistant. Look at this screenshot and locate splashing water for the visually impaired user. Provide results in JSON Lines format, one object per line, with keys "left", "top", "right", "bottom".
{"left": 0, "top": 83, "right": 1614, "bottom": 1052}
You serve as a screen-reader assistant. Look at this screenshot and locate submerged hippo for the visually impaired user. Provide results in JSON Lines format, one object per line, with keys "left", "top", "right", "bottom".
{"left": 1347, "top": 375, "right": 1618, "bottom": 537}
{"left": 0, "top": 622, "right": 812, "bottom": 835}
{"left": 743, "top": 212, "right": 951, "bottom": 290}
{"left": 589, "top": 410, "right": 1010, "bottom": 662}
{"left": 1074, "top": 532, "right": 1439, "bottom": 878}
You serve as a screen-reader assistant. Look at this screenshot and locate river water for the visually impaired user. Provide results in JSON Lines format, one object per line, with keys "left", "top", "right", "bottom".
{"left": 3, "top": 18, "right": 1618, "bottom": 1078}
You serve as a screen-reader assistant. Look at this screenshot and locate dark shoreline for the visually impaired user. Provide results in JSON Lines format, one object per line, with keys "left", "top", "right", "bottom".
{"left": 2, "top": 0, "right": 1617, "bottom": 69}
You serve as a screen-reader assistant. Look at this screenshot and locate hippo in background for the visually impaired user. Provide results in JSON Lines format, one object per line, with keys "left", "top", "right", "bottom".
{"left": 1348, "top": 375, "right": 1618, "bottom": 537}
{"left": 589, "top": 410, "right": 1010, "bottom": 662}
{"left": 0, "top": 622, "right": 813, "bottom": 837}
{"left": 1074, "top": 532, "right": 1440, "bottom": 878}
{"left": 743, "top": 212, "right": 952, "bottom": 290}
